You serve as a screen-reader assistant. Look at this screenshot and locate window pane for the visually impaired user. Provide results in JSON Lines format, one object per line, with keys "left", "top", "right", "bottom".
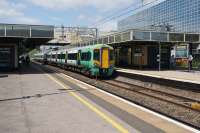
{"left": 122, "top": 32, "right": 131, "bottom": 41}
{"left": 151, "top": 32, "right": 167, "bottom": 41}
{"left": 0, "top": 25, "right": 4, "bottom": 36}
{"left": 31, "top": 25, "right": 54, "bottom": 38}
{"left": 94, "top": 49, "right": 100, "bottom": 61}
{"left": 6, "top": 25, "right": 29, "bottom": 37}
{"left": 133, "top": 32, "right": 150, "bottom": 40}
{"left": 185, "top": 34, "right": 199, "bottom": 42}
{"left": 169, "top": 33, "right": 184, "bottom": 41}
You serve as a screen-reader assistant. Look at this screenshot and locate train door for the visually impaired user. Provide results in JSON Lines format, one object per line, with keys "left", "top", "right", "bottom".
{"left": 65, "top": 51, "right": 68, "bottom": 64}
{"left": 50, "top": 53, "right": 52, "bottom": 62}
{"left": 101, "top": 48, "right": 109, "bottom": 68}
{"left": 78, "top": 50, "right": 81, "bottom": 66}
{"left": 55, "top": 52, "right": 58, "bottom": 63}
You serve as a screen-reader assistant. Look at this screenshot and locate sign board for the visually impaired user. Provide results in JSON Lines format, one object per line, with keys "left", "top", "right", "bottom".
{"left": 175, "top": 45, "right": 189, "bottom": 58}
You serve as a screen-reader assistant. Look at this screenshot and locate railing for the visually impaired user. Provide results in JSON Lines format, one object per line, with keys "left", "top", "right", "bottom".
{"left": 0, "top": 24, "right": 54, "bottom": 38}
{"left": 76, "top": 29, "right": 200, "bottom": 47}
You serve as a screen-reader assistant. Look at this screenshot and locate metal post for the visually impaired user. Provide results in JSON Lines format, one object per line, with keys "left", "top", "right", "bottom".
{"left": 183, "top": 33, "right": 186, "bottom": 42}
{"left": 150, "top": 31, "right": 152, "bottom": 41}
{"left": 159, "top": 41, "right": 161, "bottom": 71}
{"left": 188, "top": 43, "right": 193, "bottom": 72}
{"left": 30, "top": 26, "right": 32, "bottom": 38}
{"left": 4, "top": 25, "right": 6, "bottom": 37}
{"left": 130, "top": 30, "right": 133, "bottom": 41}
{"left": 95, "top": 28, "right": 98, "bottom": 38}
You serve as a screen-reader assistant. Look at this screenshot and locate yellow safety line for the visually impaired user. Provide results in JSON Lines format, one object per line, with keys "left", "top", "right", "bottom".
{"left": 46, "top": 74, "right": 129, "bottom": 133}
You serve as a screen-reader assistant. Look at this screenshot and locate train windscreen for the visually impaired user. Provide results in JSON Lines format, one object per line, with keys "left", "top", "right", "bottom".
{"left": 94, "top": 49, "right": 100, "bottom": 61}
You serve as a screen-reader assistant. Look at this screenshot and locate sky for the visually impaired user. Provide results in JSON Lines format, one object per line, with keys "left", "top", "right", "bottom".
{"left": 0, "top": 0, "right": 142, "bottom": 31}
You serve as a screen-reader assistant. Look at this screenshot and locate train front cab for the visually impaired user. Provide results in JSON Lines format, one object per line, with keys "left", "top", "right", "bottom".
{"left": 93, "top": 47, "right": 114, "bottom": 77}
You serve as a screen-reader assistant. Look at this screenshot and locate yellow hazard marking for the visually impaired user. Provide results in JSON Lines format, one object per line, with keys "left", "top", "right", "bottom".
{"left": 102, "top": 48, "right": 109, "bottom": 68}
{"left": 46, "top": 74, "right": 129, "bottom": 133}
{"left": 191, "top": 103, "right": 200, "bottom": 111}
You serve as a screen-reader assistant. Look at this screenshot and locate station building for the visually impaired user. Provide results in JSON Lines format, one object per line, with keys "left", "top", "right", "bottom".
{"left": 0, "top": 24, "right": 54, "bottom": 71}
{"left": 118, "top": 0, "right": 200, "bottom": 33}
{"left": 76, "top": 0, "right": 200, "bottom": 70}
{"left": 115, "top": 0, "right": 200, "bottom": 69}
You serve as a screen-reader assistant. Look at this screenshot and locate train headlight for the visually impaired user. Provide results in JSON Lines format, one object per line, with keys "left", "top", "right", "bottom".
{"left": 94, "top": 63, "right": 98, "bottom": 66}
{"left": 94, "top": 63, "right": 99, "bottom": 68}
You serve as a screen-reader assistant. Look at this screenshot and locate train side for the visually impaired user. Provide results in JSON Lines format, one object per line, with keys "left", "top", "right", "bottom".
{"left": 37, "top": 44, "right": 115, "bottom": 77}
{"left": 33, "top": 53, "right": 46, "bottom": 63}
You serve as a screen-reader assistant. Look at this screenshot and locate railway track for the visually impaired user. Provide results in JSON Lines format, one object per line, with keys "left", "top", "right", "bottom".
{"left": 102, "top": 80, "right": 200, "bottom": 112}
{"left": 33, "top": 62, "right": 200, "bottom": 130}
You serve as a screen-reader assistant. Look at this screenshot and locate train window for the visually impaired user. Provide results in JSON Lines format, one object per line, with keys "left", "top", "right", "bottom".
{"left": 94, "top": 49, "right": 100, "bottom": 61}
{"left": 61, "top": 54, "right": 65, "bottom": 59}
{"left": 81, "top": 52, "right": 91, "bottom": 61}
{"left": 58, "top": 53, "right": 64, "bottom": 59}
{"left": 109, "top": 50, "right": 114, "bottom": 60}
{"left": 52, "top": 54, "right": 56, "bottom": 58}
{"left": 57, "top": 54, "right": 61, "bottom": 59}
{"left": 68, "top": 53, "right": 77, "bottom": 60}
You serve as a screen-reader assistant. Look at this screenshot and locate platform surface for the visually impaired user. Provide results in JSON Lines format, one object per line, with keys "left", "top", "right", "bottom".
{"left": 0, "top": 64, "right": 198, "bottom": 133}
{"left": 117, "top": 68, "right": 200, "bottom": 85}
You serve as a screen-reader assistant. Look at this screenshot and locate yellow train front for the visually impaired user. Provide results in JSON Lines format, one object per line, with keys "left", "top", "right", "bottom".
{"left": 90, "top": 44, "right": 115, "bottom": 77}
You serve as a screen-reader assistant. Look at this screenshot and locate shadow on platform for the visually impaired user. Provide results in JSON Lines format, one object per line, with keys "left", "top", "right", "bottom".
{"left": 0, "top": 63, "right": 58, "bottom": 75}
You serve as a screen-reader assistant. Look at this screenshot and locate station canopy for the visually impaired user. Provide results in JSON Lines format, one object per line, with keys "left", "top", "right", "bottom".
{"left": 0, "top": 23, "right": 54, "bottom": 44}
{"left": 76, "top": 29, "right": 200, "bottom": 47}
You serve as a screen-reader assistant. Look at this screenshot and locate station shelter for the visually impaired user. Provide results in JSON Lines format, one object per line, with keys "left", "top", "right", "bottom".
{"left": 78, "top": 29, "right": 200, "bottom": 70}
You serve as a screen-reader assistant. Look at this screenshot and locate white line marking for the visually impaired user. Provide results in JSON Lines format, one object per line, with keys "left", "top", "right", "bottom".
{"left": 60, "top": 73, "right": 200, "bottom": 133}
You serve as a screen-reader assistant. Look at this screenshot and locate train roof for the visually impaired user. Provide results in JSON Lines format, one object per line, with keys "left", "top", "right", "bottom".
{"left": 81, "top": 44, "right": 113, "bottom": 49}
{"left": 45, "top": 44, "right": 113, "bottom": 54}
{"left": 68, "top": 44, "right": 113, "bottom": 51}
{"left": 34, "top": 52, "right": 44, "bottom": 56}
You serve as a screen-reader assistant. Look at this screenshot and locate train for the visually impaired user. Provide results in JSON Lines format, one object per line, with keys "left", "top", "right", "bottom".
{"left": 34, "top": 44, "right": 115, "bottom": 77}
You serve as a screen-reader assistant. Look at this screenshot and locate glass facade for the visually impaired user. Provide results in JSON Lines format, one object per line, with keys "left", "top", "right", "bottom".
{"left": 118, "top": 0, "right": 200, "bottom": 33}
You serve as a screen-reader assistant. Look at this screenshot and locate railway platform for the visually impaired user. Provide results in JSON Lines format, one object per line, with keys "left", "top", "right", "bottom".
{"left": 0, "top": 64, "right": 199, "bottom": 133}
{"left": 117, "top": 68, "right": 200, "bottom": 90}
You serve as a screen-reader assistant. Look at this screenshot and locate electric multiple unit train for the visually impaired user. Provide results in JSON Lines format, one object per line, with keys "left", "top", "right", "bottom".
{"left": 34, "top": 44, "right": 115, "bottom": 77}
